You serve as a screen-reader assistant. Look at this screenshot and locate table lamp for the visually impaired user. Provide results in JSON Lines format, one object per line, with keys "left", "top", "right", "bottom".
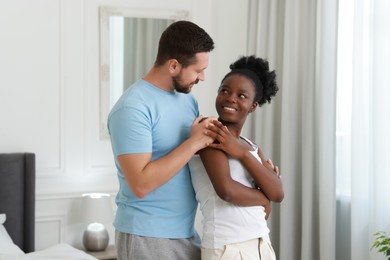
{"left": 81, "top": 193, "right": 113, "bottom": 251}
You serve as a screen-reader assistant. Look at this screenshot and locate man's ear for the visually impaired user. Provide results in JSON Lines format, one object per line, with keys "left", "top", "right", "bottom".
{"left": 167, "top": 59, "right": 181, "bottom": 74}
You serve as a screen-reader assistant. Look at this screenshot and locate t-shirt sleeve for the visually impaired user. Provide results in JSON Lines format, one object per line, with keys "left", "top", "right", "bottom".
{"left": 108, "top": 105, "right": 152, "bottom": 156}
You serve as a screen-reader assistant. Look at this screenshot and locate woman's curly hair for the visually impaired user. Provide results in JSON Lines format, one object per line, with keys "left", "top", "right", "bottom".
{"left": 222, "top": 55, "right": 279, "bottom": 106}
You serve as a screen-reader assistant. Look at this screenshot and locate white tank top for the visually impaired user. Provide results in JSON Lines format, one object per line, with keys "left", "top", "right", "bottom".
{"left": 189, "top": 137, "right": 269, "bottom": 249}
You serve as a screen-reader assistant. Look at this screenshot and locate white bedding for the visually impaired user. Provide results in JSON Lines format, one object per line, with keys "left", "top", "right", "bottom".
{"left": 0, "top": 243, "right": 98, "bottom": 260}
{"left": 0, "top": 213, "right": 97, "bottom": 260}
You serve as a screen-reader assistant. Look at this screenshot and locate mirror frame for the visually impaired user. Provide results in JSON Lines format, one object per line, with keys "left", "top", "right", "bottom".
{"left": 99, "top": 6, "right": 189, "bottom": 139}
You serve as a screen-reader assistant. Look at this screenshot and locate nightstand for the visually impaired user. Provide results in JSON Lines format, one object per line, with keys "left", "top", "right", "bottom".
{"left": 85, "top": 244, "right": 117, "bottom": 260}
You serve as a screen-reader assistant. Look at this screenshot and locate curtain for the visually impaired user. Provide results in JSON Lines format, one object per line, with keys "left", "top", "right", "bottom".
{"left": 346, "top": 0, "right": 390, "bottom": 259}
{"left": 246, "top": 0, "right": 338, "bottom": 260}
{"left": 247, "top": 0, "right": 390, "bottom": 259}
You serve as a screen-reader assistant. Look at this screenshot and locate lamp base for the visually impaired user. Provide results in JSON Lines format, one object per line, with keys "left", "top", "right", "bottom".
{"left": 83, "top": 223, "right": 109, "bottom": 251}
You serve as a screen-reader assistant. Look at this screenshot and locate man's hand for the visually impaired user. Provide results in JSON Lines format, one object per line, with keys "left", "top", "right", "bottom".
{"left": 189, "top": 116, "right": 216, "bottom": 151}
{"left": 264, "top": 201, "right": 271, "bottom": 220}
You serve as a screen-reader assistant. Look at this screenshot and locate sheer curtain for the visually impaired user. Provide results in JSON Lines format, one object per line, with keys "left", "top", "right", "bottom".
{"left": 247, "top": 0, "right": 390, "bottom": 260}
{"left": 246, "top": 0, "right": 338, "bottom": 260}
{"left": 337, "top": 0, "right": 390, "bottom": 259}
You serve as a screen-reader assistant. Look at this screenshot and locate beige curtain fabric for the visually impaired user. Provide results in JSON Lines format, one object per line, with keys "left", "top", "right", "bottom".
{"left": 247, "top": 0, "right": 390, "bottom": 259}
{"left": 246, "top": 1, "right": 338, "bottom": 259}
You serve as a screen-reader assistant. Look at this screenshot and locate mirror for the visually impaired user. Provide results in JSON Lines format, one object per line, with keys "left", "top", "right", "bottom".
{"left": 99, "top": 6, "right": 189, "bottom": 139}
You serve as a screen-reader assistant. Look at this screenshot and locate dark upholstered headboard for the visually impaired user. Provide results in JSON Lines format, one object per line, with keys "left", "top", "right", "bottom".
{"left": 0, "top": 153, "right": 35, "bottom": 253}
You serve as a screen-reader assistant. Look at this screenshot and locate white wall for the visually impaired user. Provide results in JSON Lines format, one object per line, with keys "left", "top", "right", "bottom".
{"left": 0, "top": 0, "right": 248, "bottom": 250}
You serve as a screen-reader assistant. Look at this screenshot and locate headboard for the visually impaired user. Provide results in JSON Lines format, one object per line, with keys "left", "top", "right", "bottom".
{"left": 0, "top": 153, "right": 35, "bottom": 253}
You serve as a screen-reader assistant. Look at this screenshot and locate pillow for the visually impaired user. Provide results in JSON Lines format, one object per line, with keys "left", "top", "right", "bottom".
{"left": 0, "top": 214, "right": 5, "bottom": 224}
{"left": 0, "top": 214, "right": 25, "bottom": 256}
{"left": 0, "top": 214, "right": 12, "bottom": 241}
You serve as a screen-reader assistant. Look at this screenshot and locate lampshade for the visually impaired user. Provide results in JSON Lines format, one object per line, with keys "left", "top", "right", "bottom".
{"left": 81, "top": 193, "right": 113, "bottom": 224}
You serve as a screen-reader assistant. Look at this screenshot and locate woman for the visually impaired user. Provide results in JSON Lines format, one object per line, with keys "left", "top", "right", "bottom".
{"left": 189, "top": 55, "right": 284, "bottom": 260}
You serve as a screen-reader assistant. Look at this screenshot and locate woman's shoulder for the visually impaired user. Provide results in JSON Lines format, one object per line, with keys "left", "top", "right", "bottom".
{"left": 240, "top": 136, "right": 258, "bottom": 149}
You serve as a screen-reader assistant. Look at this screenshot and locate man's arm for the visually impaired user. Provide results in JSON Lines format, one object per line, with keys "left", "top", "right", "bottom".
{"left": 118, "top": 116, "right": 215, "bottom": 198}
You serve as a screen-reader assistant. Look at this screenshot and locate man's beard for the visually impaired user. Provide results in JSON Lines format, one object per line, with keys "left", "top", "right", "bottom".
{"left": 172, "top": 75, "right": 199, "bottom": 94}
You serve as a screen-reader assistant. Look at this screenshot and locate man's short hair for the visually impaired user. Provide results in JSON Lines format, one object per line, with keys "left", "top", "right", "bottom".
{"left": 155, "top": 20, "right": 215, "bottom": 67}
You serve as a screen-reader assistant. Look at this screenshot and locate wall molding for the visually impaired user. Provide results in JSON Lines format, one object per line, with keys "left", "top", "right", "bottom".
{"left": 35, "top": 213, "right": 66, "bottom": 246}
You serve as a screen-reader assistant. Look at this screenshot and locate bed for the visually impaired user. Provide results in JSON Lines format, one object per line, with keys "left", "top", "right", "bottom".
{"left": 0, "top": 153, "right": 97, "bottom": 260}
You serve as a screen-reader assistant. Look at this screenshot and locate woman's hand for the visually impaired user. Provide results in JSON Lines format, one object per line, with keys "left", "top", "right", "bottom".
{"left": 264, "top": 158, "right": 280, "bottom": 178}
{"left": 206, "top": 120, "right": 247, "bottom": 159}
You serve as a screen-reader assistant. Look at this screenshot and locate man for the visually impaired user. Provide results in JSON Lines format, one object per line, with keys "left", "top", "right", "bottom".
{"left": 107, "top": 20, "right": 215, "bottom": 260}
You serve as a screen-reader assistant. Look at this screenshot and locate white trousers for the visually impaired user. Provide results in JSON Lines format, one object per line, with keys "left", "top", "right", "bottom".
{"left": 201, "top": 236, "right": 276, "bottom": 260}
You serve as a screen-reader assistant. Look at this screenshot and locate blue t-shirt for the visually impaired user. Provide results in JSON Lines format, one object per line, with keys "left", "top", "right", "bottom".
{"left": 108, "top": 79, "right": 199, "bottom": 238}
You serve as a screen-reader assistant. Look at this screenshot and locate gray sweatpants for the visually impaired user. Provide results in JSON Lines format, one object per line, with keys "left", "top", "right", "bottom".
{"left": 115, "top": 230, "right": 201, "bottom": 260}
